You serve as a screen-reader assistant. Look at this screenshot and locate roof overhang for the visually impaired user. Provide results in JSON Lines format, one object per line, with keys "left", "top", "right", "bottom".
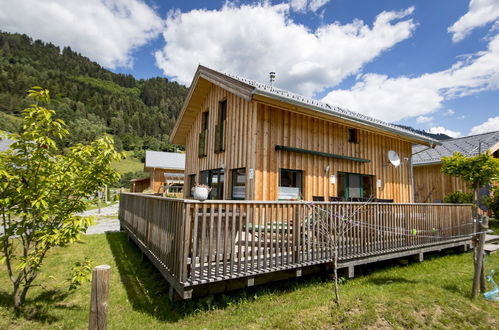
{"left": 170, "top": 66, "right": 253, "bottom": 145}
{"left": 170, "top": 65, "right": 441, "bottom": 147}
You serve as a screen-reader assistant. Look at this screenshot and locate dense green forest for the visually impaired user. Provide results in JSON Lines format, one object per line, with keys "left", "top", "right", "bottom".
{"left": 0, "top": 31, "right": 188, "bottom": 153}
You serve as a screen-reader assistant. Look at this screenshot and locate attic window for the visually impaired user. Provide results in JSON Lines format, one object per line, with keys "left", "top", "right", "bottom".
{"left": 348, "top": 128, "right": 358, "bottom": 143}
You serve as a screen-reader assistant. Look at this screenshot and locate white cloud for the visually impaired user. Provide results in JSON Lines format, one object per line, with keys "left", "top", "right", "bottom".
{"left": 416, "top": 116, "right": 433, "bottom": 124}
{"left": 309, "top": 0, "right": 331, "bottom": 12}
{"left": 428, "top": 126, "right": 462, "bottom": 138}
{"left": 444, "top": 109, "right": 455, "bottom": 116}
{"left": 0, "top": 0, "right": 163, "bottom": 68}
{"left": 322, "top": 34, "right": 499, "bottom": 122}
{"left": 155, "top": 3, "right": 416, "bottom": 96}
{"left": 448, "top": 0, "right": 499, "bottom": 42}
{"left": 469, "top": 116, "right": 499, "bottom": 135}
{"left": 289, "top": 0, "right": 331, "bottom": 13}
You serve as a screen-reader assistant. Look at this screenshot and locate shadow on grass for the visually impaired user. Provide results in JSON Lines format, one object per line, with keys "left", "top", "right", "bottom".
{"left": 105, "top": 231, "right": 330, "bottom": 322}
{"left": 367, "top": 277, "right": 419, "bottom": 285}
{"left": 0, "top": 288, "right": 76, "bottom": 324}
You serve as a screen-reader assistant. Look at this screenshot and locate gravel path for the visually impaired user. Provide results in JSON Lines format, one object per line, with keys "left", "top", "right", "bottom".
{"left": 82, "top": 203, "right": 121, "bottom": 235}
{"left": 0, "top": 203, "right": 122, "bottom": 236}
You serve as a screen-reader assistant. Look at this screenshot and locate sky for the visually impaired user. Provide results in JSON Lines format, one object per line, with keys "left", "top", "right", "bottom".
{"left": 0, "top": 0, "right": 498, "bottom": 138}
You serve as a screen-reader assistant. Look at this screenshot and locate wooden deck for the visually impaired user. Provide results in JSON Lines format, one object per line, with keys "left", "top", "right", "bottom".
{"left": 119, "top": 193, "right": 474, "bottom": 300}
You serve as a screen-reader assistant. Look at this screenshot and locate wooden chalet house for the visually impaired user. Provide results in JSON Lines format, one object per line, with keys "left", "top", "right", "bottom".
{"left": 413, "top": 131, "right": 499, "bottom": 203}
{"left": 120, "top": 65, "right": 475, "bottom": 300}
{"left": 170, "top": 65, "right": 439, "bottom": 202}
{"left": 144, "top": 150, "right": 185, "bottom": 193}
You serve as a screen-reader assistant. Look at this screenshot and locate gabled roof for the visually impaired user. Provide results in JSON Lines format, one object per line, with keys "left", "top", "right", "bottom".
{"left": 170, "top": 65, "right": 441, "bottom": 146}
{"left": 144, "top": 150, "right": 185, "bottom": 170}
{"left": 412, "top": 131, "right": 499, "bottom": 165}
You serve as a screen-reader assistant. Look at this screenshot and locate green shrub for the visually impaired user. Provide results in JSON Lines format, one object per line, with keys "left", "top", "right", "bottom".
{"left": 443, "top": 191, "right": 473, "bottom": 204}
{"left": 482, "top": 186, "right": 499, "bottom": 218}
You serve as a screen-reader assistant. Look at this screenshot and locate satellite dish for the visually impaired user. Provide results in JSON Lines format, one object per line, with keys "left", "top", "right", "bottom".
{"left": 388, "top": 150, "right": 401, "bottom": 167}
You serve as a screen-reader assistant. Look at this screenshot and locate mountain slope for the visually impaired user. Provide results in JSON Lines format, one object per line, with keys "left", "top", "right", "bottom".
{"left": 0, "top": 31, "right": 188, "bottom": 151}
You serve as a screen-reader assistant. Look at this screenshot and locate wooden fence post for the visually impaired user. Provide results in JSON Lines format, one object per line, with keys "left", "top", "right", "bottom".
{"left": 89, "top": 265, "right": 111, "bottom": 330}
{"left": 472, "top": 216, "right": 488, "bottom": 299}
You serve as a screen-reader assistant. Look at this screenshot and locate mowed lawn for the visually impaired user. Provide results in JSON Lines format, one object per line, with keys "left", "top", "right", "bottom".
{"left": 1, "top": 232, "right": 499, "bottom": 329}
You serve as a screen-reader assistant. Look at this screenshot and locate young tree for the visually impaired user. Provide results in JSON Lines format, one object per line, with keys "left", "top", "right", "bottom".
{"left": 441, "top": 151, "right": 499, "bottom": 298}
{"left": 0, "top": 87, "right": 121, "bottom": 308}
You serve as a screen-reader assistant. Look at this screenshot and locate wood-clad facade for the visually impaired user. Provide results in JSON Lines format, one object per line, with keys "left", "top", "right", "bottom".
{"left": 147, "top": 168, "right": 185, "bottom": 193}
{"left": 413, "top": 164, "right": 471, "bottom": 203}
{"left": 175, "top": 66, "right": 437, "bottom": 202}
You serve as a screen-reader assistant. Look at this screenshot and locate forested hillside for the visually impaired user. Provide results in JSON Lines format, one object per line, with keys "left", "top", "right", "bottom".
{"left": 0, "top": 31, "right": 188, "bottom": 152}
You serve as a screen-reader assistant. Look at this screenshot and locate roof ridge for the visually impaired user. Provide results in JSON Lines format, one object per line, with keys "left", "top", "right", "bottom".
{"left": 440, "top": 130, "right": 499, "bottom": 141}
{"left": 206, "top": 66, "right": 438, "bottom": 145}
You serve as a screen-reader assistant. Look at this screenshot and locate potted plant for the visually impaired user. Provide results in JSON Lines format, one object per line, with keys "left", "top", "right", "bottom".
{"left": 192, "top": 184, "right": 211, "bottom": 201}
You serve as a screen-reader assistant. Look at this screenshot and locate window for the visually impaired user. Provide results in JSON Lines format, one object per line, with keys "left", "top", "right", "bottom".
{"left": 200, "top": 169, "right": 225, "bottom": 199}
{"left": 188, "top": 174, "right": 196, "bottom": 197}
{"left": 337, "top": 172, "right": 374, "bottom": 200}
{"left": 215, "top": 100, "right": 227, "bottom": 153}
{"left": 278, "top": 169, "right": 303, "bottom": 200}
{"left": 348, "top": 128, "right": 358, "bottom": 143}
{"left": 231, "top": 168, "right": 246, "bottom": 199}
{"left": 199, "top": 111, "right": 209, "bottom": 157}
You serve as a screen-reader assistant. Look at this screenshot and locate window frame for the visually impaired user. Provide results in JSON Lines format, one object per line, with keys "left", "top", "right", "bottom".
{"left": 215, "top": 99, "right": 227, "bottom": 153}
{"left": 278, "top": 168, "right": 303, "bottom": 200}
{"left": 348, "top": 128, "right": 358, "bottom": 143}
{"left": 337, "top": 172, "right": 375, "bottom": 200}
{"left": 231, "top": 168, "right": 246, "bottom": 200}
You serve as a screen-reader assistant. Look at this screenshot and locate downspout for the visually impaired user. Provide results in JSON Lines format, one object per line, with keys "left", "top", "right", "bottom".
{"left": 409, "top": 155, "right": 414, "bottom": 203}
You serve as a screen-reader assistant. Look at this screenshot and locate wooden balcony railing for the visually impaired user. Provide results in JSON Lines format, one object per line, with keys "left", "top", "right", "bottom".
{"left": 119, "top": 193, "right": 473, "bottom": 293}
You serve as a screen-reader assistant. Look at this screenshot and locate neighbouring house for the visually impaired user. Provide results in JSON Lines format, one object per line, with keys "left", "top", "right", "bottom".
{"left": 413, "top": 131, "right": 499, "bottom": 203}
{"left": 130, "top": 177, "right": 151, "bottom": 193}
{"left": 170, "top": 65, "right": 439, "bottom": 202}
{"left": 144, "top": 150, "right": 185, "bottom": 194}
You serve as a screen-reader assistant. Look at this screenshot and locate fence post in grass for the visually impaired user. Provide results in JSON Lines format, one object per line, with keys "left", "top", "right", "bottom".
{"left": 89, "top": 265, "right": 111, "bottom": 330}
{"left": 472, "top": 216, "right": 488, "bottom": 299}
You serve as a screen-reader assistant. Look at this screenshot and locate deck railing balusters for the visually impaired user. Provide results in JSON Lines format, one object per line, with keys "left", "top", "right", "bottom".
{"left": 119, "top": 194, "right": 473, "bottom": 288}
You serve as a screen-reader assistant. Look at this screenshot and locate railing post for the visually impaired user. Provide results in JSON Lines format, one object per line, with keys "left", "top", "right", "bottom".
{"left": 89, "top": 265, "right": 111, "bottom": 330}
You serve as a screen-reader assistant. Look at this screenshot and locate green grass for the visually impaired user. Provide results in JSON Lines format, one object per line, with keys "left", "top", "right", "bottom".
{"left": 1, "top": 233, "right": 499, "bottom": 329}
{"left": 111, "top": 151, "right": 144, "bottom": 174}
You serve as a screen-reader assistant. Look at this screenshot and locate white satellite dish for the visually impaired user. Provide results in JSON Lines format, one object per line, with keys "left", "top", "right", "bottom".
{"left": 388, "top": 150, "right": 401, "bottom": 167}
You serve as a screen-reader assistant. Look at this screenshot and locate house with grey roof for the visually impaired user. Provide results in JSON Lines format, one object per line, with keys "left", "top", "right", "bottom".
{"left": 170, "top": 65, "right": 441, "bottom": 202}
{"left": 412, "top": 131, "right": 499, "bottom": 203}
{"left": 142, "top": 150, "right": 185, "bottom": 194}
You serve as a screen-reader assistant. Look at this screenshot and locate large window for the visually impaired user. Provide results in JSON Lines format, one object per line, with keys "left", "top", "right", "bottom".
{"left": 337, "top": 172, "right": 374, "bottom": 200}
{"left": 278, "top": 169, "right": 303, "bottom": 200}
{"left": 215, "top": 100, "right": 227, "bottom": 153}
{"left": 231, "top": 168, "right": 246, "bottom": 199}
{"left": 200, "top": 169, "right": 225, "bottom": 199}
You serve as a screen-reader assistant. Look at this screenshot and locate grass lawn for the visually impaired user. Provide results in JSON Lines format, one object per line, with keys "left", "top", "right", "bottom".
{"left": 1, "top": 232, "right": 499, "bottom": 329}
{"left": 111, "top": 151, "right": 144, "bottom": 174}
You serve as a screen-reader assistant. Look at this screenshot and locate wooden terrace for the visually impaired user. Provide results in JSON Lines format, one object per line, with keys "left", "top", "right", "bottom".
{"left": 118, "top": 193, "right": 474, "bottom": 300}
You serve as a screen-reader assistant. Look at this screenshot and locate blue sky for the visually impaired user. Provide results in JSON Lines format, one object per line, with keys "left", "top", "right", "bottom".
{"left": 1, "top": 0, "right": 498, "bottom": 138}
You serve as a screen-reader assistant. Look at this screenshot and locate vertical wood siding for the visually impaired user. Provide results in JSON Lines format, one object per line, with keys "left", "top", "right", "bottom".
{"left": 254, "top": 104, "right": 413, "bottom": 202}
{"left": 183, "top": 84, "right": 414, "bottom": 202}
{"left": 184, "top": 84, "right": 257, "bottom": 199}
{"left": 413, "top": 164, "right": 471, "bottom": 203}
{"left": 148, "top": 168, "right": 184, "bottom": 193}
